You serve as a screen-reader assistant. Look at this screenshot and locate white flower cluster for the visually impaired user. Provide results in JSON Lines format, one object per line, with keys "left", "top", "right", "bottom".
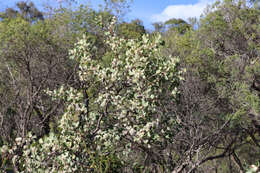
{"left": 70, "top": 16, "right": 183, "bottom": 154}
{"left": 13, "top": 16, "right": 184, "bottom": 172}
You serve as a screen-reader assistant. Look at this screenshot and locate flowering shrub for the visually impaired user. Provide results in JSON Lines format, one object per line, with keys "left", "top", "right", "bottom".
{"left": 1, "top": 17, "right": 183, "bottom": 172}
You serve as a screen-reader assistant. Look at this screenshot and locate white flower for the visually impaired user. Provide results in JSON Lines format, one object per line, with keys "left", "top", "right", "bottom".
{"left": 15, "top": 137, "right": 22, "bottom": 143}
{"left": 12, "top": 155, "right": 18, "bottom": 165}
{"left": 250, "top": 165, "right": 258, "bottom": 172}
{"left": 129, "top": 128, "right": 136, "bottom": 136}
{"left": 1, "top": 145, "right": 8, "bottom": 153}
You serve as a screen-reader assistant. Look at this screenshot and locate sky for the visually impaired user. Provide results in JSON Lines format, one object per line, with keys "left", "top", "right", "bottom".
{"left": 0, "top": 0, "right": 216, "bottom": 30}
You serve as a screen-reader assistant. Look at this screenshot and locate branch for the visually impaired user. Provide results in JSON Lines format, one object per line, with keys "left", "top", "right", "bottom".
{"left": 91, "top": 100, "right": 109, "bottom": 136}
{"left": 231, "top": 151, "right": 244, "bottom": 173}
{"left": 172, "top": 162, "right": 188, "bottom": 173}
{"left": 244, "top": 128, "right": 260, "bottom": 148}
{"left": 186, "top": 139, "right": 235, "bottom": 173}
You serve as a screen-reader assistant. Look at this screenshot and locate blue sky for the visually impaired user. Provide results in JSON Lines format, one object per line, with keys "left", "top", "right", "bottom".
{"left": 0, "top": 0, "right": 215, "bottom": 29}
{"left": 128, "top": 0, "right": 215, "bottom": 29}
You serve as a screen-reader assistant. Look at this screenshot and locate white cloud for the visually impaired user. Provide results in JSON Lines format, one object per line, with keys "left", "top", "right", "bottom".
{"left": 151, "top": 0, "right": 215, "bottom": 22}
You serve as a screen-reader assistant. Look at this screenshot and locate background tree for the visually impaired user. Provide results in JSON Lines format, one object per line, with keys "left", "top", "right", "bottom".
{"left": 0, "top": 1, "right": 43, "bottom": 21}
{"left": 161, "top": 0, "right": 260, "bottom": 172}
{"left": 117, "top": 19, "right": 146, "bottom": 39}
{"left": 164, "top": 18, "right": 191, "bottom": 34}
{"left": 152, "top": 22, "right": 166, "bottom": 33}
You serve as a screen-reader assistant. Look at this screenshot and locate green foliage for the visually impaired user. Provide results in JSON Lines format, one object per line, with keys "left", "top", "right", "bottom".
{"left": 165, "top": 18, "right": 191, "bottom": 34}
{"left": 117, "top": 19, "right": 146, "bottom": 39}
{"left": 161, "top": 0, "right": 260, "bottom": 171}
